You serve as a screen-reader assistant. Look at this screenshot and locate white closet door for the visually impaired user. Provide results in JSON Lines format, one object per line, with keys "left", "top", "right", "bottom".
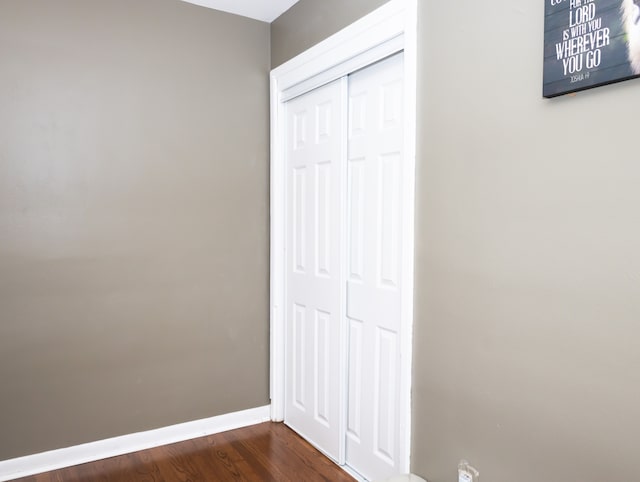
{"left": 346, "top": 53, "right": 405, "bottom": 481}
{"left": 284, "top": 79, "right": 345, "bottom": 463}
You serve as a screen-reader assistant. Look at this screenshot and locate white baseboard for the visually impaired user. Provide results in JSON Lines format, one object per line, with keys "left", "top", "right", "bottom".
{"left": 0, "top": 405, "right": 271, "bottom": 482}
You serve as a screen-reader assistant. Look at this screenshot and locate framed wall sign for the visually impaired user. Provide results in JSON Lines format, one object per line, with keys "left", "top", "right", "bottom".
{"left": 543, "top": 0, "right": 640, "bottom": 97}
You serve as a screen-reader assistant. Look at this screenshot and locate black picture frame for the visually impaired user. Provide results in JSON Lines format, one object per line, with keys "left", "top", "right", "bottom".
{"left": 543, "top": 0, "right": 640, "bottom": 98}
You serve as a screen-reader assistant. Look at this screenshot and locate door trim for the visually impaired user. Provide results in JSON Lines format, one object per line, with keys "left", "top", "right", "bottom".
{"left": 270, "top": 0, "right": 418, "bottom": 473}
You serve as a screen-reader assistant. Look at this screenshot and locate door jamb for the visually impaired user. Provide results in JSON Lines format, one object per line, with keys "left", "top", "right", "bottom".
{"left": 269, "top": 0, "right": 418, "bottom": 473}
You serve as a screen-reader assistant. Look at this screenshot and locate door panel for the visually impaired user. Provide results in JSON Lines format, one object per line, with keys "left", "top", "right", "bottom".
{"left": 346, "top": 52, "right": 404, "bottom": 481}
{"left": 285, "top": 79, "right": 345, "bottom": 463}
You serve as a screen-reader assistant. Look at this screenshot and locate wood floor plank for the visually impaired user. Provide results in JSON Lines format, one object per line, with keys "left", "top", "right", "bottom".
{"left": 228, "top": 423, "right": 308, "bottom": 482}
{"left": 176, "top": 437, "right": 248, "bottom": 481}
{"left": 11, "top": 422, "right": 355, "bottom": 482}
{"left": 129, "top": 449, "right": 164, "bottom": 482}
{"left": 221, "top": 425, "right": 288, "bottom": 481}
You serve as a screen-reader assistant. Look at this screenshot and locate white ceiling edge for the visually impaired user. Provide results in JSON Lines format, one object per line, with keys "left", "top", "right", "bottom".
{"left": 179, "top": 0, "right": 300, "bottom": 23}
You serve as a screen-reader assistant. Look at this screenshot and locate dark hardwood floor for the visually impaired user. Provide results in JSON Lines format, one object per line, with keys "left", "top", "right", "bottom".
{"left": 13, "top": 422, "right": 355, "bottom": 482}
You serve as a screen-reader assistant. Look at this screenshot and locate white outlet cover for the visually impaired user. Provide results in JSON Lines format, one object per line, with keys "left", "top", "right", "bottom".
{"left": 459, "top": 471, "right": 472, "bottom": 482}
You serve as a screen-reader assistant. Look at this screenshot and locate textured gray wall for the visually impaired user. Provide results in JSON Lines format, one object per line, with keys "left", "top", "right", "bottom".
{"left": 0, "top": 0, "right": 270, "bottom": 460}
{"left": 272, "top": 1, "right": 640, "bottom": 481}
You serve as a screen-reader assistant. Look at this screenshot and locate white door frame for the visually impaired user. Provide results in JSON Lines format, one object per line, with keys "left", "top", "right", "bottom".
{"left": 270, "top": 0, "right": 418, "bottom": 473}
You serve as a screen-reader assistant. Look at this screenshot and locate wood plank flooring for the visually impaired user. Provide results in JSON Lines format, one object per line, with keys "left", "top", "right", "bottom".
{"left": 12, "top": 422, "right": 355, "bottom": 482}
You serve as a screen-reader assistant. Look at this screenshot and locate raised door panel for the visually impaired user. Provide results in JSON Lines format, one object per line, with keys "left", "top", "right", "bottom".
{"left": 345, "top": 52, "right": 404, "bottom": 481}
{"left": 285, "top": 79, "right": 345, "bottom": 463}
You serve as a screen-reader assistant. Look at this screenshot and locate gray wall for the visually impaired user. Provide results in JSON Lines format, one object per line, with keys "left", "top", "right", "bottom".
{"left": 272, "top": 1, "right": 640, "bottom": 482}
{"left": 0, "top": 0, "right": 270, "bottom": 460}
{"left": 270, "top": 0, "right": 388, "bottom": 68}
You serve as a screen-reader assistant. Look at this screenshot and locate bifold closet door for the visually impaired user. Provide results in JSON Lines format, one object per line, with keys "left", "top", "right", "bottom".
{"left": 346, "top": 52, "right": 405, "bottom": 480}
{"left": 284, "top": 78, "right": 345, "bottom": 463}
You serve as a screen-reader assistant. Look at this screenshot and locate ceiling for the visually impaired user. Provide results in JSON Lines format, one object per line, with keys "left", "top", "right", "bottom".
{"left": 180, "top": 0, "right": 300, "bottom": 23}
